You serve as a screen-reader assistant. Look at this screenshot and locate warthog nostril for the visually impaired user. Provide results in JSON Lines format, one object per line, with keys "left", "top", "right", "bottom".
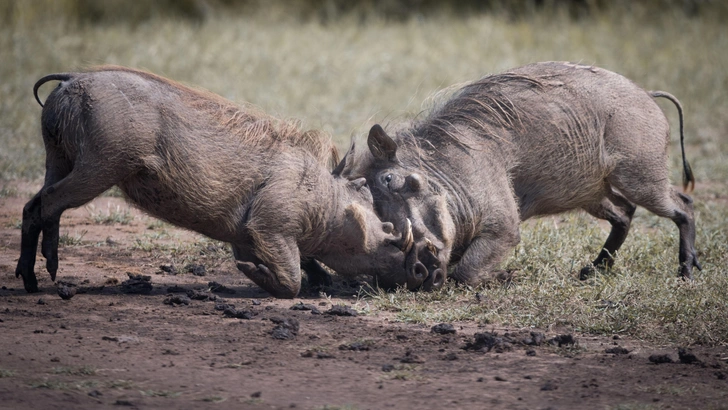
{"left": 413, "top": 262, "right": 427, "bottom": 280}
{"left": 407, "top": 262, "right": 427, "bottom": 290}
{"left": 431, "top": 269, "right": 445, "bottom": 288}
{"left": 422, "top": 268, "right": 446, "bottom": 292}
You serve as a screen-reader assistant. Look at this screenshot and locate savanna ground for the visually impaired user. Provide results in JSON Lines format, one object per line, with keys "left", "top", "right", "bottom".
{"left": 1, "top": 1, "right": 727, "bottom": 408}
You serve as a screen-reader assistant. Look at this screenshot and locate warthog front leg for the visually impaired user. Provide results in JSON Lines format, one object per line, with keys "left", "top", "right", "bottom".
{"left": 232, "top": 236, "right": 302, "bottom": 298}
{"left": 580, "top": 190, "right": 636, "bottom": 280}
{"left": 450, "top": 225, "right": 521, "bottom": 287}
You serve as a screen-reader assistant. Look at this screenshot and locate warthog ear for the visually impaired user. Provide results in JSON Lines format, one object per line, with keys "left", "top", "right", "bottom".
{"left": 367, "top": 124, "right": 398, "bottom": 163}
{"left": 332, "top": 141, "right": 354, "bottom": 176}
{"left": 348, "top": 177, "right": 367, "bottom": 191}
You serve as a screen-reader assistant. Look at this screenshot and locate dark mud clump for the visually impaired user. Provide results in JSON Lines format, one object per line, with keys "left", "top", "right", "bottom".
{"left": 270, "top": 317, "right": 299, "bottom": 340}
{"left": 222, "top": 307, "right": 254, "bottom": 319}
{"left": 187, "top": 289, "right": 217, "bottom": 301}
{"left": 649, "top": 354, "right": 674, "bottom": 364}
{"left": 605, "top": 346, "right": 631, "bottom": 355}
{"left": 398, "top": 349, "right": 424, "bottom": 364}
{"left": 549, "top": 334, "right": 576, "bottom": 347}
{"left": 678, "top": 348, "right": 701, "bottom": 365}
{"left": 158, "top": 264, "right": 178, "bottom": 275}
{"left": 464, "top": 332, "right": 513, "bottom": 353}
{"left": 464, "top": 331, "right": 550, "bottom": 353}
{"left": 290, "top": 302, "right": 321, "bottom": 315}
{"left": 208, "top": 281, "right": 235, "bottom": 294}
{"left": 57, "top": 285, "right": 77, "bottom": 300}
{"left": 163, "top": 294, "right": 191, "bottom": 306}
{"left": 185, "top": 263, "right": 206, "bottom": 277}
{"left": 121, "top": 273, "right": 153, "bottom": 294}
{"left": 325, "top": 305, "right": 358, "bottom": 317}
{"left": 339, "top": 341, "right": 373, "bottom": 351}
{"left": 431, "top": 323, "right": 456, "bottom": 335}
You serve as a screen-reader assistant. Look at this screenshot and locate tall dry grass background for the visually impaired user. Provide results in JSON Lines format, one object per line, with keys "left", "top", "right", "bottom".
{"left": 1, "top": 0, "right": 726, "bottom": 345}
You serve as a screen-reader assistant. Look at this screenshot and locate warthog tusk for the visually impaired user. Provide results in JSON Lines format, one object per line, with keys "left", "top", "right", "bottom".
{"left": 401, "top": 218, "right": 414, "bottom": 253}
{"left": 425, "top": 238, "right": 438, "bottom": 256}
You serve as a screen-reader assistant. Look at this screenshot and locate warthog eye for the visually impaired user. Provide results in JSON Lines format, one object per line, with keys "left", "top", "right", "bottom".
{"left": 384, "top": 174, "right": 393, "bottom": 185}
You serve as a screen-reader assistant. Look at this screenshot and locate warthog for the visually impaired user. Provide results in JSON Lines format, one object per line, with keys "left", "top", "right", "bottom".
{"left": 339, "top": 61, "right": 701, "bottom": 288}
{"left": 17, "top": 66, "right": 419, "bottom": 298}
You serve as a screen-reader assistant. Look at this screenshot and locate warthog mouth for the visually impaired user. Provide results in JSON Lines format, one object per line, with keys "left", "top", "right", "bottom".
{"left": 378, "top": 218, "right": 447, "bottom": 292}
{"left": 399, "top": 219, "right": 447, "bottom": 291}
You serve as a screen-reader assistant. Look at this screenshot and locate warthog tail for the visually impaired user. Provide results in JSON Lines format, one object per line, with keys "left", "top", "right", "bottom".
{"left": 33, "top": 73, "right": 74, "bottom": 108}
{"left": 650, "top": 91, "right": 695, "bottom": 193}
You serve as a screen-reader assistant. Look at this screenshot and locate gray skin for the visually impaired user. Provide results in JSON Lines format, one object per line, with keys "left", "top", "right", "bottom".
{"left": 339, "top": 61, "right": 702, "bottom": 288}
{"left": 17, "top": 66, "right": 422, "bottom": 298}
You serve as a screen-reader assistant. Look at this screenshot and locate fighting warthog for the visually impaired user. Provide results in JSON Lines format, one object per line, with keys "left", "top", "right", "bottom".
{"left": 339, "top": 61, "right": 701, "bottom": 288}
{"left": 17, "top": 66, "right": 421, "bottom": 298}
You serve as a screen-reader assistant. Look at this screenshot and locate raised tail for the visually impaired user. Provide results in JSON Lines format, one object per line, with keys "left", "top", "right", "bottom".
{"left": 33, "top": 73, "right": 74, "bottom": 107}
{"left": 650, "top": 91, "right": 695, "bottom": 193}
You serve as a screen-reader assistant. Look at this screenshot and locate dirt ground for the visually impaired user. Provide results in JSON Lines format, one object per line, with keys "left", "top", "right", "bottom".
{"left": 0, "top": 185, "right": 726, "bottom": 410}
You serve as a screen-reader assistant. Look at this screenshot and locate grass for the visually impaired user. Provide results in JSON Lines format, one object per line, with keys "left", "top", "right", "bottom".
{"left": 58, "top": 230, "right": 88, "bottom": 247}
{"left": 0, "top": 369, "right": 15, "bottom": 378}
{"left": 2, "top": 3, "right": 727, "bottom": 346}
{"left": 86, "top": 204, "right": 134, "bottom": 225}
{"left": 51, "top": 365, "right": 97, "bottom": 376}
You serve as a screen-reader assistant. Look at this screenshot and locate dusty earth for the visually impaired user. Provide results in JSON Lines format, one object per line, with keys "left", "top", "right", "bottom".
{"left": 0, "top": 183, "right": 726, "bottom": 410}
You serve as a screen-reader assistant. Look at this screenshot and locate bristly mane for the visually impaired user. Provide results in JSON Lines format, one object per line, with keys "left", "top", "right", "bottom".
{"left": 88, "top": 65, "right": 339, "bottom": 168}
{"left": 396, "top": 72, "right": 545, "bottom": 159}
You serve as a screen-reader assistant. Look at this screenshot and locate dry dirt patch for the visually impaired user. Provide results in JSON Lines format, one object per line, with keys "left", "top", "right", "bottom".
{"left": 0, "top": 189, "right": 726, "bottom": 409}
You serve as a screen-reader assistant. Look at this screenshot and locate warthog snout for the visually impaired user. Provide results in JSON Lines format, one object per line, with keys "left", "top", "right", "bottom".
{"left": 377, "top": 218, "right": 448, "bottom": 291}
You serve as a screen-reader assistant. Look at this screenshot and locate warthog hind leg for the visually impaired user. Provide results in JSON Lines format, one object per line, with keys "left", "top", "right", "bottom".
{"left": 580, "top": 190, "right": 636, "bottom": 280}
{"left": 16, "top": 194, "right": 43, "bottom": 292}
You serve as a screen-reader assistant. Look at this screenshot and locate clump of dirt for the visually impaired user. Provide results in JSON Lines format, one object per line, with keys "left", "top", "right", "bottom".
{"left": 222, "top": 307, "right": 254, "bottom": 319}
{"left": 57, "top": 285, "right": 77, "bottom": 300}
{"left": 464, "top": 330, "right": 552, "bottom": 353}
{"left": 649, "top": 354, "right": 674, "bottom": 364}
{"left": 290, "top": 302, "right": 321, "bottom": 314}
{"left": 270, "top": 317, "right": 299, "bottom": 340}
{"left": 208, "top": 281, "right": 235, "bottom": 294}
{"left": 397, "top": 349, "right": 424, "bottom": 364}
{"left": 186, "top": 289, "right": 217, "bottom": 301}
{"left": 325, "top": 305, "right": 358, "bottom": 316}
{"left": 678, "top": 348, "right": 701, "bottom": 365}
{"left": 163, "top": 294, "right": 191, "bottom": 306}
{"left": 158, "top": 264, "right": 178, "bottom": 275}
{"left": 548, "top": 334, "right": 576, "bottom": 347}
{"left": 339, "top": 341, "right": 373, "bottom": 351}
{"left": 121, "top": 273, "right": 152, "bottom": 294}
{"left": 605, "top": 346, "right": 631, "bottom": 354}
{"left": 431, "top": 323, "right": 456, "bottom": 334}
{"left": 185, "top": 263, "right": 206, "bottom": 276}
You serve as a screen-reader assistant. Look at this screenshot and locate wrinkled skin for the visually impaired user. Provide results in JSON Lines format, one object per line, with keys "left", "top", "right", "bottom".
{"left": 17, "top": 66, "right": 416, "bottom": 298}
{"left": 341, "top": 62, "right": 701, "bottom": 289}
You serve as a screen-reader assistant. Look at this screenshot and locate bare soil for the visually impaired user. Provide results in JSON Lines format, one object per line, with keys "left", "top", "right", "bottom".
{"left": 0, "top": 185, "right": 726, "bottom": 410}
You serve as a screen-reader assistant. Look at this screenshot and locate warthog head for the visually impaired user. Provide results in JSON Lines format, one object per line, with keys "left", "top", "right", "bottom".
{"left": 334, "top": 125, "right": 454, "bottom": 291}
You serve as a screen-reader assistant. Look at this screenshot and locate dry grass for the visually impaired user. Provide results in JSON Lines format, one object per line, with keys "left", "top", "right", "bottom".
{"left": 2, "top": 2, "right": 726, "bottom": 345}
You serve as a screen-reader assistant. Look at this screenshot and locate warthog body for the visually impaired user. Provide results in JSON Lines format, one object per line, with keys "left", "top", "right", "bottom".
{"left": 340, "top": 61, "right": 701, "bottom": 288}
{"left": 17, "top": 66, "right": 414, "bottom": 298}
